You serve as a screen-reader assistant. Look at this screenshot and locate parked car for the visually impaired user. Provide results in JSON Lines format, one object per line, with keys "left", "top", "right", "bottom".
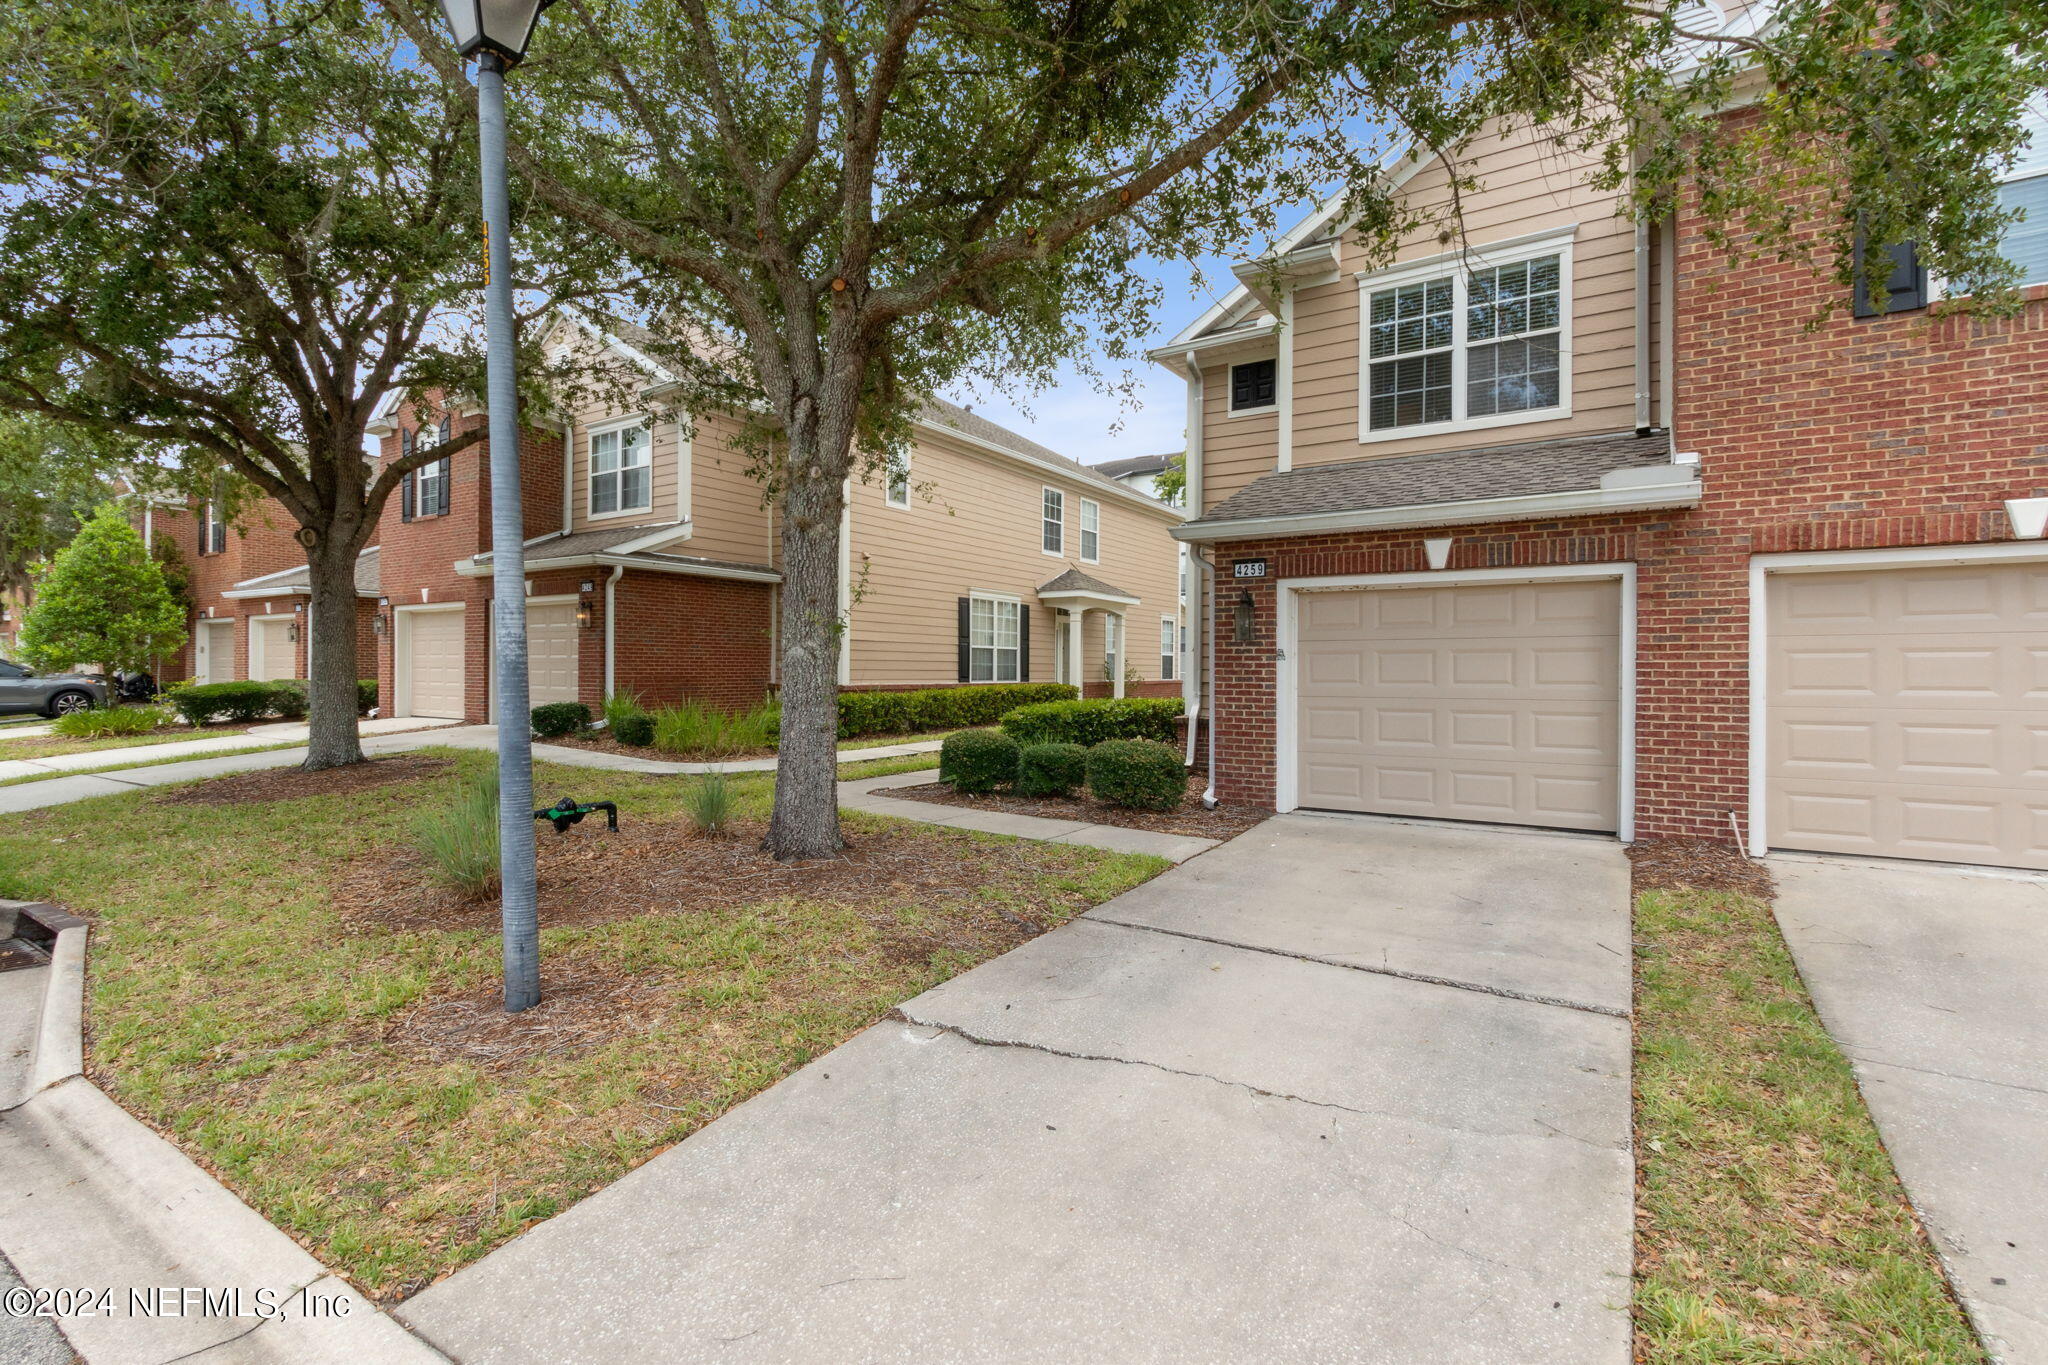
{"left": 0, "top": 659, "right": 108, "bottom": 716}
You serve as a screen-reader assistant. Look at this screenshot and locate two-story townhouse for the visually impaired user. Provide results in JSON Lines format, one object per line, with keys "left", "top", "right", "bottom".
{"left": 358, "top": 320, "right": 1186, "bottom": 723}
{"left": 1156, "top": 20, "right": 2048, "bottom": 872}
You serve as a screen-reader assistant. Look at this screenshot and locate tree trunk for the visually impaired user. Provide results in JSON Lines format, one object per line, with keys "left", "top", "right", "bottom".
{"left": 302, "top": 538, "right": 366, "bottom": 771}
{"left": 765, "top": 455, "right": 846, "bottom": 861}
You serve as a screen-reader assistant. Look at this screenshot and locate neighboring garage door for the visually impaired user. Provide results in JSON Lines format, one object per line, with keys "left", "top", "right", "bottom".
{"left": 527, "top": 601, "right": 580, "bottom": 706}
{"left": 1295, "top": 579, "right": 1622, "bottom": 831}
{"left": 405, "top": 609, "right": 467, "bottom": 719}
{"left": 252, "top": 617, "right": 297, "bottom": 681}
{"left": 1767, "top": 562, "right": 2048, "bottom": 870}
{"left": 196, "top": 619, "right": 234, "bottom": 685}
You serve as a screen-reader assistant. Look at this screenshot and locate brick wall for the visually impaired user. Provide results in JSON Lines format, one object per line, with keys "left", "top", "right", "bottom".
{"left": 1204, "top": 108, "right": 2048, "bottom": 839}
{"left": 610, "top": 572, "right": 775, "bottom": 711}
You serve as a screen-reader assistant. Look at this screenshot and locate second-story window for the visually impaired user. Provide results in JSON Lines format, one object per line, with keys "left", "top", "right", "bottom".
{"left": 1996, "top": 103, "right": 2048, "bottom": 287}
{"left": 199, "top": 501, "right": 226, "bottom": 555}
{"left": 1229, "top": 357, "right": 1277, "bottom": 412}
{"left": 416, "top": 455, "right": 448, "bottom": 516}
{"left": 590, "top": 423, "right": 651, "bottom": 516}
{"left": 885, "top": 454, "right": 911, "bottom": 507}
{"left": 1042, "top": 487, "right": 1064, "bottom": 554}
{"left": 1364, "top": 243, "right": 1568, "bottom": 436}
{"left": 1079, "top": 498, "right": 1100, "bottom": 562}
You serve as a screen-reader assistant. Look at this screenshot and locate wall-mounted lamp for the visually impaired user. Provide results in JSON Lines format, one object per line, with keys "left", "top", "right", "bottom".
{"left": 576, "top": 598, "right": 595, "bottom": 629}
{"left": 1233, "top": 589, "right": 1257, "bottom": 646}
{"left": 287, "top": 622, "right": 301, "bottom": 644}
{"left": 372, "top": 613, "right": 390, "bottom": 638}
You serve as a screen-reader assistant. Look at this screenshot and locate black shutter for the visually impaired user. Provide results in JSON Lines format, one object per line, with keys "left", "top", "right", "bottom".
{"left": 210, "top": 505, "right": 226, "bottom": 554}
{"left": 957, "top": 597, "right": 971, "bottom": 682}
{"left": 438, "top": 416, "right": 451, "bottom": 444}
{"left": 400, "top": 471, "right": 414, "bottom": 522}
{"left": 1017, "top": 603, "right": 1030, "bottom": 681}
{"left": 435, "top": 457, "right": 451, "bottom": 514}
{"left": 1852, "top": 231, "right": 1928, "bottom": 318}
{"left": 197, "top": 504, "right": 209, "bottom": 555}
{"left": 1231, "top": 358, "right": 1277, "bottom": 410}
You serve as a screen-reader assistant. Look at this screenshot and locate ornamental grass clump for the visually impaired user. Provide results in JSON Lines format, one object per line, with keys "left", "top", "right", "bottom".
{"left": 1014, "top": 742, "right": 1087, "bottom": 797}
{"left": 682, "top": 772, "right": 735, "bottom": 835}
{"left": 52, "top": 703, "right": 173, "bottom": 738}
{"left": 939, "top": 729, "right": 1019, "bottom": 794}
{"left": 414, "top": 770, "right": 501, "bottom": 898}
{"left": 1084, "top": 739, "right": 1186, "bottom": 811}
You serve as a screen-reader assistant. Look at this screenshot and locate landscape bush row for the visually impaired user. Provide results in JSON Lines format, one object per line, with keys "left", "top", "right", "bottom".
{"left": 162, "top": 679, "right": 378, "bottom": 727}
{"left": 939, "top": 726, "right": 1186, "bottom": 811}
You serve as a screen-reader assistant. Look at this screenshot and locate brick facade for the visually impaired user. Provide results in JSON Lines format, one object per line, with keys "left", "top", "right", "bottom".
{"left": 1202, "top": 131, "right": 2048, "bottom": 842}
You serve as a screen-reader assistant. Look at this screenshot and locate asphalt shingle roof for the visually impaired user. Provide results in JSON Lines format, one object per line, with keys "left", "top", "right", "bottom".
{"left": 229, "top": 545, "right": 381, "bottom": 597}
{"left": 470, "top": 523, "right": 778, "bottom": 579}
{"left": 1092, "top": 451, "right": 1180, "bottom": 479}
{"left": 1037, "top": 568, "right": 1137, "bottom": 600}
{"left": 1191, "top": 430, "right": 1674, "bottom": 526}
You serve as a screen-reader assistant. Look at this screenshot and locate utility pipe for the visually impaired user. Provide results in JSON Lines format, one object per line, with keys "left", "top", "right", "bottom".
{"left": 1191, "top": 545, "right": 1218, "bottom": 809}
{"left": 603, "top": 561, "right": 623, "bottom": 699}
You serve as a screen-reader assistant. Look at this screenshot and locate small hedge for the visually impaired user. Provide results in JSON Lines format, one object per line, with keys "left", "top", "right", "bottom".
{"left": 268, "top": 680, "right": 308, "bottom": 720}
{"left": 612, "top": 712, "right": 655, "bottom": 747}
{"left": 1085, "top": 739, "right": 1186, "bottom": 811}
{"left": 1015, "top": 742, "right": 1087, "bottom": 798}
{"left": 358, "top": 679, "right": 379, "bottom": 715}
{"left": 531, "top": 701, "right": 592, "bottom": 738}
{"left": 939, "top": 729, "right": 1019, "bottom": 794}
{"left": 53, "top": 704, "right": 174, "bottom": 738}
{"left": 837, "top": 682, "right": 1075, "bottom": 739}
{"left": 167, "top": 681, "right": 292, "bottom": 726}
{"left": 1001, "top": 697, "right": 1183, "bottom": 747}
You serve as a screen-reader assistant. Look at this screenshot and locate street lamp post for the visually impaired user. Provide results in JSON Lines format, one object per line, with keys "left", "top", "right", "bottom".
{"left": 435, "top": 0, "right": 553, "bottom": 1012}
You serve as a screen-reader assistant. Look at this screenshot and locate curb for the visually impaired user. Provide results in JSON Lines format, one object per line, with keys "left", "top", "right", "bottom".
{"left": 23, "top": 906, "right": 86, "bottom": 1098}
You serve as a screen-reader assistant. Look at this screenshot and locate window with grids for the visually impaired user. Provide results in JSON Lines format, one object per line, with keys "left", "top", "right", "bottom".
{"left": 1366, "top": 252, "right": 1564, "bottom": 432}
{"left": 885, "top": 455, "right": 910, "bottom": 507}
{"left": 591, "top": 425, "right": 651, "bottom": 515}
{"left": 969, "top": 596, "right": 1021, "bottom": 682}
{"left": 1159, "top": 617, "right": 1177, "bottom": 681}
{"left": 1042, "top": 487, "right": 1064, "bottom": 554}
{"left": 416, "top": 457, "right": 447, "bottom": 515}
{"left": 1103, "top": 613, "right": 1121, "bottom": 681}
{"left": 1080, "top": 499, "right": 1100, "bottom": 561}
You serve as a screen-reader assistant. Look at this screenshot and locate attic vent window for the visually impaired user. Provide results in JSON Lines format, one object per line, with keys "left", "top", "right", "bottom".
{"left": 1229, "top": 358, "right": 1277, "bottom": 412}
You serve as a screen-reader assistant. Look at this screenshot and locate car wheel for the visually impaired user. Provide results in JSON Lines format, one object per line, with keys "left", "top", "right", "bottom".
{"left": 47, "top": 690, "right": 94, "bottom": 717}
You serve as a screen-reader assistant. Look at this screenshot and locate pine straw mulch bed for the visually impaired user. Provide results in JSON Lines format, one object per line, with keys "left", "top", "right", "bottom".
{"left": 1624, "top": 835, "right": 1776, "bottom": 899}
{"left": 885, "top": 771, "right": 1267, "bottom": 840}
{"left": 156, "top": 755, "right": 454, "bottom": 806}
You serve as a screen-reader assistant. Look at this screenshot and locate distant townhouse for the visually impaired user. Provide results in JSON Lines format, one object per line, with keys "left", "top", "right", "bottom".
{"left": 1154, "top": 21, "right": 2048, "bottom": 872}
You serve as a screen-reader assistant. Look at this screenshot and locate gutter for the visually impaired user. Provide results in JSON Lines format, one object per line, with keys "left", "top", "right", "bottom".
{"left": 1190, "top": 546, "right": 1217, "bottom": 808}
{"left": 1172, "top": 470, "right": 1702, "bottom": 543}
{"left": 603, "top": 563, "right": 624, "bottom": 698}
{"left": 455, "top": 551, "right": 780, "bottom": 584}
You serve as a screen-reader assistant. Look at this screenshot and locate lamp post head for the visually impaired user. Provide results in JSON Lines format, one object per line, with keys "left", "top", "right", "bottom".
{"left": 436, "top": 0, "right": 554, "bottom": 66}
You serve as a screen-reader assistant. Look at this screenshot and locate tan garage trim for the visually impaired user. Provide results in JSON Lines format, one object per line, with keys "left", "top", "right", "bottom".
{"left": 1755, "top": 547, "right": 2048, "bottom": 871}
{"left": 1278, "top": 563, "right": 1635, "bottom": 838}
{"left": 399, "top": 605, "right": 467, "bottom": 720}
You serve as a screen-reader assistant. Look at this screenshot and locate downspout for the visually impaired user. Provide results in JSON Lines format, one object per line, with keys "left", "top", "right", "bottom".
{"left": 1191, "top": 545, "right": 1217, "bottom": 809}
{"left": 1179, "top": 353, "right": 1206, "bottom": 770}
{"left": 560, "top": 418, "right": 575, "bottom": 536}
{"left": 1660, "top": 214, "right": 1678, "bottom": 452}
{"left": 1634, "top": 217, "right": 1653, "bottom": 434}
{"left": 603, "top": 562, "right": 623, "bottom": 698}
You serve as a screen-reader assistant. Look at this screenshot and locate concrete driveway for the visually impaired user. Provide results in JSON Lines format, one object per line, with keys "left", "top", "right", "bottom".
{"left": 1775, "top": 858, "right": 2048, "bottom": 1364}
{"left": 401, "top": 813, "right": 1634, "bottom": 1365}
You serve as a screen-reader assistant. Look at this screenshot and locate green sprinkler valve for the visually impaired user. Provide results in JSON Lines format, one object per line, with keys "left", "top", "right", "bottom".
{"left": 534, "top": 797, "right": 619, "bottom": 834}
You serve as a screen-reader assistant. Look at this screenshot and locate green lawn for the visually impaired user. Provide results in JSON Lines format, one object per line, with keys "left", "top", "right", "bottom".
{"left": 0, "top": 748, "right": 1162, "bottom": 1301}
{"left": 0, "top": 741, "right": 312, "bottom": 788}
{"left": 1633, "top": 886, "right": 1984, "bottom": 1364}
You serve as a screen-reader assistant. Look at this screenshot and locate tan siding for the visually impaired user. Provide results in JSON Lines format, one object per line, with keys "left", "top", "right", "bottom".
{"left": 1196, "top": 117, "right": 1659, "bottom": 513}
{"left": 846, "top": 433, "right": 1182, "bottom": 690}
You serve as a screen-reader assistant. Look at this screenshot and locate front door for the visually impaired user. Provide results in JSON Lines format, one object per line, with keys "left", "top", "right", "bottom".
{"left": 196, "top": 620, "right": 233, "bottom": 684}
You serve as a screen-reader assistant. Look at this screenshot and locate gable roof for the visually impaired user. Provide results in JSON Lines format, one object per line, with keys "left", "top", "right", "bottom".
{"left": 1037, "top": 567, "right": 1139, "bottom": 602}
{"left": 224, "top": 545, "right": 381, "bottom": 599}
{"left": 1093, "top": 451, "right": 1179, "bottom": 479}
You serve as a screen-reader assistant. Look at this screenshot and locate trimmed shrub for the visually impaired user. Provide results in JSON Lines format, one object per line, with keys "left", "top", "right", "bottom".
{"left": 1085, "top": 739, "right": 1186, "bottom": 811}
{"left": 939, "top": 729, "right": 1019, "bottom": 794}
{"left": 682, "top": 772, "right": 735, "bottom": 835}
{"left": 613, "top": 711, "right": 655, "bottom": 747}
{"left": 267, "top": 680, "right": 308, "bottom": 720}
{"left": 1001, "top": 697, "right": 1183, "bottom": 747}
{"left": 357, "top": 679, "right": 379, "bottom": 716}
{"left": 167, "top": 680, "right": 279, "bottom": 725}
{"left": 1014, "top": 742, "right": 1087, "bottom": 798}
{"left": 602, "top": 689, "right": 646, "bottom": 731}
{"left": 531, "top": 701, "right": 592, "bottom": 738}
{"left": 53, "top": 703, "right": 173, "bottom": 738}
{"left": 414, "top": 769, "right": 500, "bottom": 898}
{"left": 834, "top": 682, "right": 1076, "bottom": 739}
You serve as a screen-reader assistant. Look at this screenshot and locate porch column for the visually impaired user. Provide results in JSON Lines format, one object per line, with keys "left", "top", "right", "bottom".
{"left": 1112, "top": 612, "right": 1126, "bottom": 699}
{"left": 1067, "top": 608, "right": 1085, "bottom": 691}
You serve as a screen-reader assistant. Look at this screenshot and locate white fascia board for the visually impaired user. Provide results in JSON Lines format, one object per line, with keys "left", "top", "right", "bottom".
{"left": 565, "top": 308, "right": 677, "bottom": 384}
{"left": 455, "top": 552, "right": 780, "bottom": 584}
{"left": 916, "top": 421, "right": 1189, "bottom": 522}
{"left": 1144, "top": 318, "right": 1281, "bottom": 371}
{"left": 225, "top": 564, "right": 312, "bottom": 590}
{"left": 1037, "top": 589, "right": 1141, "bottom": 609}
{"left": 1172, "top": 474, "right": 1701, "bottom": 542}
{"left": 607, "top": 520, "right": 694, "bottom": 555}
{"left": 221, "top": 584, "right": 309, "bottom": 599}
{"left": 1231, "top": 241, "right": 1342, "bottom": 312}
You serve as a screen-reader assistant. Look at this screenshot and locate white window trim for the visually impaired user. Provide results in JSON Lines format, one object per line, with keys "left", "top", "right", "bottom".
{"left": 1354, "top": 224, "right": 1577, "bottom": 446}
{"left": 415, "top": 458, "right": 448, "bottom": 517}
{"left": 1159, "top": 614, "right": 1179, "bottom": 681}
{"left": 1079, "top": 498, "right": 1101, "bottom": 563}
{"left": 1041, "top": 486, "right": 1065, "bottom": 557}
{"left": 1273, "top": 561, "right": 1635, "bottom": 841}
{"left": 586, "top": 414, "right": 654, "bottom": 522}
{"left": 1226, "top": 356, "right": 1279, "bottom": 416}
{"left": 885, "top": 452, "right": 911, "bottom": 508}
{"left": 1744, "top": 539, "right": 2048, "bottom": 861}
{"left": 967, "top": 590, "right": 1023, "bottom": 684}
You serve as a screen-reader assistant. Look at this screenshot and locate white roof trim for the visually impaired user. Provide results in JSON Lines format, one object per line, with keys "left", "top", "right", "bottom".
{"left": 607, "top": 521, "right": 694, "bottom": 555}
{"left": 1172, "top": 470, "right": 1702, "bottom": 542}
{"left": 912, "top": 418, "right": 1188, "bottom": 521}
{"left": 1036, "top": 587, "right": 1141, "bottom": 609}
{"left": 566, "top": 309, "right": 678, "bottom": 385}
{"left": 454, "top": 551, "right": 780, "bottom": 584}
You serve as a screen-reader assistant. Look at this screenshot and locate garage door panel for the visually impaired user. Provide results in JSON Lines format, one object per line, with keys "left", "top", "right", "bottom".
{"left": 1768, "top": 562, "right": 2048, "bottom": 870}
{"left": 526, "top": 602, "right": 580, "bottom": 707}
{"left": 406, "top": 609, "right": 467, "bottom": 719}
{"left": 1295, "top": 580, "right": 1621, "bottom": 832}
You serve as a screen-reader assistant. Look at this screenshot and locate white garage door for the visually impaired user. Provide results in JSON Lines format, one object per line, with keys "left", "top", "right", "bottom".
{"left": 1295, "top": 579, "right": 1622, "bottom": 831}
{"left": 1767, "top": 562, "right": 2048, "bottom": 870}
{"left": 195, "top": 620, "right": 234, "bottom": 685}
{"left": 253, "top": 617, "right": 297, "bottom": 681}
{"left": 527, "top": 602, "right": 580, "bottom": 707}
{"left": 405, "top": 609, "right": 467, "bottom": 719}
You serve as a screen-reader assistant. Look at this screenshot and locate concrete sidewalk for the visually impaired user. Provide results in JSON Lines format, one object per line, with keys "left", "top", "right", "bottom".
{"left": 839, "top": 770, "right": 1219, "bottom": 862}
{"left": 399, "top": 813, "right": 1634, "bottom": 1364}
{"left": 0, "top": 716, "right": 458, "bottom": 783}
{"left": 1775, "top": 856, "right": 2048, "bottom": 1364}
